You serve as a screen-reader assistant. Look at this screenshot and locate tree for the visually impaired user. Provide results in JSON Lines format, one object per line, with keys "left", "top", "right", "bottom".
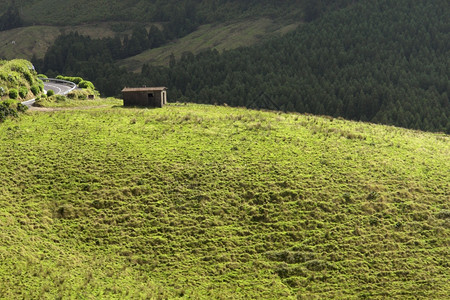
{"left": 148, "top": 25, "right": 165, "bottom": 48}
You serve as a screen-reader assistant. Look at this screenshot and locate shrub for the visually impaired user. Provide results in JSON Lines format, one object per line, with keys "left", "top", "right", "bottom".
{"left": 30, "top": 85, "right": 40, "bottom": 96}
{"left": 56, "top": 75, "right": 83, "bottom": 84}
{"left": 70, "top": 77, "right": 83, "bottom": 84}
{"left": 24, "top": 72, "right": 33, "bottom": 84}
{"left": 16, "top": 102, "right": 28, "bottom": 113}
{"left": 0, "top": 99, "right": 27, "bottom": 122}
{"left": 37, "top": 74, "right": 48, "bottom": 79}
{"left": 78, "top": 80, "right": 95, "bottom": 89}
{"left": 19, "top": 86, "right": 28, "bottom": 98}
{"left": 9, "top": 89, "right": 18, "bottom": 99}
{"left": 55, "top": 95, "right": 66, "bottom": 102}
{"left": 67, "top": 90, "right": 88, "bottom": 100}
{"left": 47, "top": 89, "right": 55, "bottom": 96}
{"left": 33, "top": 98, "right": 47, "bottom": 107}
{"left": 38, "top": 80, "right": 44, "bottom": 92}
{"left": 0, "top": 101, "right": 13, "bottom": 122}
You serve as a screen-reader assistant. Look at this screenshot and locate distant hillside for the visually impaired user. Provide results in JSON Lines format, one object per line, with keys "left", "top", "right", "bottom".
{"left": 3, "top": 0, "right": 447, "bottom": 133}
{"left": 0, "top": 0, "right": 303, "bottom": 25}
{"left": 34, "top": 0, "right": 448, "bottom": 133}
{"left": 0, "top": 0, "right": 307, "bottom": 61}
{"left": 145, "top": 0, "right": 449, "bottom": 133}
{"left": 0, "top": 0, "right": 357, "bottom": 61}
{"left": 0, "top": 23, "right": 120, "bottom": 61}
{"left": 0, "top": 103, "right": 448, "bottom": 298}
{"left": 118, "top": 18, "right": 300, "bottom": 71}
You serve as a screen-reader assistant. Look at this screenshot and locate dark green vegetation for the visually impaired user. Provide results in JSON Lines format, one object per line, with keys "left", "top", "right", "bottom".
{"left": 0, "top": 59, "right": 42, "bottom": 121}
{"left": 0, "top": 4, "right": 22, "bottom": 31}
{"left": 0, "top": 59, "right": 44, "bottom": 119}
{"left": 0, "top": 0, "right": 328, "bottom": 26}
{"left": 157, "top": 0, "right": 449, "bottom": 133}
{"left": 0, "top": 0, "right": 305, "bottom": 62}
{"left": 0, "top": 103, "right": 449, "bottom": 298}
{"left": 33, "top": 0, "right": 449, "bottom": 133}
{"left": 0, "top": 98, "right": 28, "bottom": 122}
{"left": 0, "top": 59, "right": 44, "bottom": 101}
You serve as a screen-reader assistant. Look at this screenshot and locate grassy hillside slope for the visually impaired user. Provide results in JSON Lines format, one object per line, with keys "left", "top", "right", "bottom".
{"left": 0, "top": 19, "right": 299, "bottom": 63}
{"left": 119, "top": 19, "right": 300, "bottom": 71}
{"left": 0, "top": 24, "right": 120, "bottom": 60}
{"left": 0, "top": 104, "right": 448, "bottom": 298}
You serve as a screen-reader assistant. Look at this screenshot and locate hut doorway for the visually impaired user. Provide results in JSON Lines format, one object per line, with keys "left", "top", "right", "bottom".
{"left": 148, "top": 93, "right": 154, "bottom": 105}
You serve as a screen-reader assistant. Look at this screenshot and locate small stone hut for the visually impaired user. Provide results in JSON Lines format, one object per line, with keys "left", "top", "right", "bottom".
{"left": 122, "top": 87, "right": 167, "bottom": 107}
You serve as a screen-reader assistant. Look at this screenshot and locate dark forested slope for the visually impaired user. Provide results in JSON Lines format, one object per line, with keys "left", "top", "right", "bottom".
{"left": 158, "top": 0, "right": 449, "bottom": 132}
{"left": 36, "top": 0, "right": 449, "bottom": 133}
{"left": 0, "top": 0, "right": 301, "bottom": 25}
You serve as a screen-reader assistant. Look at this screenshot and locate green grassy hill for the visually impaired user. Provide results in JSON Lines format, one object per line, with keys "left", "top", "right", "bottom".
{"left": 119, "top": 19, "right": 300, "bottom": 71}
{"left": 0, "top": 103, "right": 448, "bottom": 298}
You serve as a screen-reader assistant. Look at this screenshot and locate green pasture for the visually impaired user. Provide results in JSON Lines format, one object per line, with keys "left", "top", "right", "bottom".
{"left": 0, "top": 103, "right": 448, "bottom": 298}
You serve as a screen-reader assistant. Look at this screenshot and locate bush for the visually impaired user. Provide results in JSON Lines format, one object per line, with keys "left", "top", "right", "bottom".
{"left": 30, "top": 85, "right": 40, "bottom": 96}
{"left": 68, "top": 90, "right": 90, "bottom": 100}
{"left": 17, "top": 102, "right": 28, "bottom": 113}
{"left": 9, "top": 89, "right": 18, "bottom": 99}
{"left": 56, "top": 75, "right": 83, "bottom": 84}
{"left": 47, "top": 89, "right": 55, "bottom": 96}
{"left": 78, "top": 80, "right": 95, "bottom": 89}
{"left": 55, "top": 95, "right": 66, "bottom": 102}
{"left": 38, "top": 80, "right": 44, "bottom": 92}
{"left": 0, "top": 99, "right": 27, "bottom": 122}
{"left": 24, "top": 72, "right": 33, "bottom": 84}
{"left": 19, "top": 86, "right": 28, "bottom": 98}
{"left": 0, "top": 101, "right": 15, "bottom": 122}
{"left": 72, "top": 77, "right": 83, "bottom": 84}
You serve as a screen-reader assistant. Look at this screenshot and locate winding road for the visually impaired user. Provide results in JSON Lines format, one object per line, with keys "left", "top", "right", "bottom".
{"left": 43, "top": 82, "right": 74, "bottom": 95}
{"left": 22, "top": 78, "right": 77, "bottom": 107}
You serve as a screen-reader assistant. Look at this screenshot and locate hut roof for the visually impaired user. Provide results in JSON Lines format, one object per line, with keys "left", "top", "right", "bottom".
{"left": 122, "top": 87, "right": 167, "bottom": 92}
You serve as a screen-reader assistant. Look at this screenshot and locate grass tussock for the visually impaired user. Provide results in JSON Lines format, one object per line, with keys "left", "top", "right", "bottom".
{"left": 0, "top": 103, "right": 448, "bottom": 298}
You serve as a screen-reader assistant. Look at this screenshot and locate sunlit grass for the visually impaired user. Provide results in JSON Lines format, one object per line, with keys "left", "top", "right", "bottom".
{"left": 0, "top": 103, "right": 448, "bottom": 298}
{"left": 34, "top": 97, "right": 123, "bottom": 108}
